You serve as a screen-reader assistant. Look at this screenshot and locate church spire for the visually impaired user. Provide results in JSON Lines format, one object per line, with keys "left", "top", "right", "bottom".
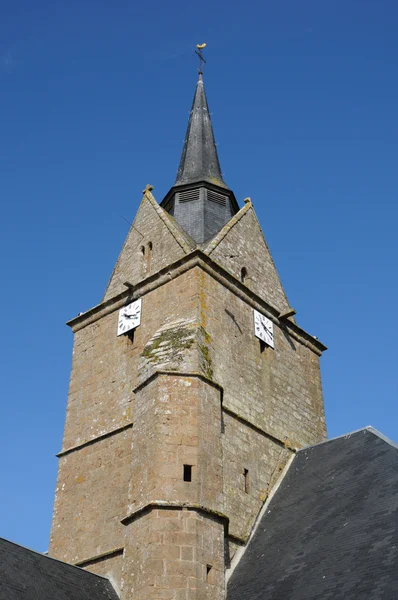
{"left": 174, "top": 74, "right": 228, "bottom": 189}
{"left": 161, "top": 44, "right": 239, "bottom": 244}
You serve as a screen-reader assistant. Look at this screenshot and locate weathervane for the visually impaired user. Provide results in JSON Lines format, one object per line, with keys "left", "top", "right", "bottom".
{"left": 195, "top": 43, "right": 207, "bottom": 76}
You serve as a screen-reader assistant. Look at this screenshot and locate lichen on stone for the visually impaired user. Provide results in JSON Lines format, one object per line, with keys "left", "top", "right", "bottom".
{"left": 142, "top": 324, "right": 195, "bottom": 363}
{"left": 140, "top": 320, "right": 214, "bottom": 381}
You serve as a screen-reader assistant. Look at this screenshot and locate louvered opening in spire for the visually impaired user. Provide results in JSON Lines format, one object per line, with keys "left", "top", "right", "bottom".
{"left": 175, "top": 76, "right": 229, "bottom": 189}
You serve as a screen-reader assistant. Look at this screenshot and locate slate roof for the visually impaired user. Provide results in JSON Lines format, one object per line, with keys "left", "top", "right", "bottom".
{"left": 175, "top": 75, "right": 228, "bottom": 189}
{"left": 0, "top": 538, "right": 119, "bottom": 600}
{"left": 227, "top": 427, "right": 398, "bottom": 600}
{"left": 160, "top": 75, "right": 240, "bottom": 244}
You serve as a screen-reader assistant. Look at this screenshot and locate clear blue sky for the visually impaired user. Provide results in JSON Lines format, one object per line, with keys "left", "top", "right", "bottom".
{"left": 1, "top": 0, "right": 397, "bottom": 553}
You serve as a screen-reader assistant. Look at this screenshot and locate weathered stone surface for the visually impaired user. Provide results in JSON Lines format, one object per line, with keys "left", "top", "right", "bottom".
{"left": 61, "top": 311, "right": 135, "bottom": 450}
{"left": 127, "top": 374, "right": 223, "bottom": 515}
{"left": 197, "top": 268, "right": 326, "bottom": 450}
{"left": 137, "top": 318, "right": 213, "bottom": 386}
{"left": 80, "top": 552, "right": 124, "bottom": 597}
{"left": 122, "top": 509, "right": 225, "bottom": 600}
{"left": 103, "top": 191, "right": 194, "bottom": 302}
{"left": 222, "top": 412, "right": 290, "bottom": 541}
{"left": 203, "top": 202, "right": 290, "bottom": 314}
{"left": 50, "top": 429, "right": 131, "bottom": 564}
{"left": 49, "top": 191, "right": 326, "bottom": 599}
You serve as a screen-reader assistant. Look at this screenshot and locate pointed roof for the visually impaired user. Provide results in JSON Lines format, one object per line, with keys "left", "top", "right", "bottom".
{"left": 175, "top": 75, "right": 229, "bottom": 189}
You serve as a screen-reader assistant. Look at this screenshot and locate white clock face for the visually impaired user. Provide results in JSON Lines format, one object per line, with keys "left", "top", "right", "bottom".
{"left": 254, "top": 309, "right": 274, "bottom": 348}
{"left": 117, "top": 299, "right": 142, "bottom": 336}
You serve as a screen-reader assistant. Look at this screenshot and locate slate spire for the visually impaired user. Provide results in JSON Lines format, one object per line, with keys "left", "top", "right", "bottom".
{"left": 161, "top": 72, "right": 239, "bottom": 244}
{"left": 175, "top": 74, "right": 228, "bottom": 189}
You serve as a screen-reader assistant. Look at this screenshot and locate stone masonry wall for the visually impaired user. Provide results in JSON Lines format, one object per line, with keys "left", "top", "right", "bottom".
{"left": 222, "top": 412, "right": 290, "bottom": 543}
{"left": 62, "top": 314, "right": 134, "bottom": 450}
{"left": 103, "top": 193, "right": 193, "bottom": 302}
{"left": 50, "top": 268, "right": 200, "bottom": 577}
{"left": 79, "top": 552, "right": 124, "bottom": 596}
{"left": 51, "top": 429, "right": 131, "bottom": 564}
{"left": 127, "top": 374, "right": 223, "bottom": 516}
{"left": 198, "top": 269, "right": 326, "bottom": 450}
{"left": 204, "top": 203, "right": 290, "bottom": 314}
{"left": 196, "top": 268, "right": 326, "bottom": 544}
{"left": 60, "top": 268, "right": 199, "bottom": 451}
{"left": 121, "top": 508, "right": 225, "bottom": 600}
{"left": 50, "top": 193, "right": 326, "bottom": 598}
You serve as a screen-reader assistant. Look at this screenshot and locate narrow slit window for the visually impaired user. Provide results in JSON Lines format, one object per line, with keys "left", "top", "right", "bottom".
{"left": 183, "top": 464, "right": 192, "bottom": 482}
{"left": 146, "top": 241, "right": 152, "bottom": 273}
{"left": 244, "top": 468, "right": 250, "bottom": 494}
{"left": 141, "top": 245, "right": 146, "bottom": 275}
{"left": 206, "top": 565, "right": 213, "bottom": 583}
{"left": 240, "top": 267, "right": 247, "bottom": 283}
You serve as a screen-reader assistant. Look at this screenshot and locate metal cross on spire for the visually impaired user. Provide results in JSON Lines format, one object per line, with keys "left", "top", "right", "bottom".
{"left": 195, "top": 43, "right": 207, "bottom": 76}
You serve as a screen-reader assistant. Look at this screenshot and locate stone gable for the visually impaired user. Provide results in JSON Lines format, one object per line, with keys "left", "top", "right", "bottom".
{"left": 103, "top": 191, "right": 194, "bottom": 302}
{"left": 204, "top": 201, "right": 291, "bottom": 314}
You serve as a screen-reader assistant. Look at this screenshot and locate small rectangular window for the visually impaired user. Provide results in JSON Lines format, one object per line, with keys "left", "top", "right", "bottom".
{"left": 183, "top": 464, "right": 192, "bottom": 482}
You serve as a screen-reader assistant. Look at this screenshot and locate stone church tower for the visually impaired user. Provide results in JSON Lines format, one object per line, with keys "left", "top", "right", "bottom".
{"left": 49, "top": 70, "right": 327, "bottom": 599}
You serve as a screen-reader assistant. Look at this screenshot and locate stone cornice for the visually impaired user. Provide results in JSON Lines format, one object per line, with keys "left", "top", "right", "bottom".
{"left": 66, "top": 250, "right": 326, "bottom": 355}
{"left": 133, "top": 369, "right": 223, "bottom": 394}
{"left": 54, "top": 392, "right": 295, "bottom": 463}
{"left": 57, "top": 422, "right": 133, "bottom": 458}
{"left": 222, "top": 406, "right": 297, "bottom": 452}
{"left": 134, "top": 371, "right": 297, "bottom": 452}
{"left": 74, "top": 547, "right": 124, "bottom": 567}
{"left": 121, "top": 501, "right": 229, "bottom": 528}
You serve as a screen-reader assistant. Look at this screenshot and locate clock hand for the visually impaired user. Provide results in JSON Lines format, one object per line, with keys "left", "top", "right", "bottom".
{"left": 260, "top": 321, "right": 273, "bottom": 337}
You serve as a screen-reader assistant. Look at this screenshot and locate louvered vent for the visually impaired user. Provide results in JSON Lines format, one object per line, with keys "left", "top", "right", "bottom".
{"left": 207, "top": 190, "right": 227, "bottom": 206}
{"left": 178, "top": 188, "right": 200, "bottom": 203}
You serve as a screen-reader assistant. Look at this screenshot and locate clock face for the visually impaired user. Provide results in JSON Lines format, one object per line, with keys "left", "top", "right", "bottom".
{"left": 253, "top": 309, "right": 274, "bottom": 348}
{"left": 117, "top": 299, "right": 142, "bottom": 336}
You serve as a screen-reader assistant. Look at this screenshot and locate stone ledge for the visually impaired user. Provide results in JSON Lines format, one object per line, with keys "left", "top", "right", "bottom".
{"left": 134, "top": 371, "right": 305, "bottom": 453}
{"left": 74, "top": 547, "right": 124, "bottom": 567}
{"left": 121, "top": 501, "right": 229, "bottom": 528}
{"left": 56, "top": 391, "right": 298, "bottom": 461}
{"left": 57, "top": 422, "right": 133, "bottom": 458}
{"left": 133, "top": 369, "right": 223, "bottom": 394}
{"left": 121, "top": 502, "right": 250, "bottom": 545}
{"left": 66, "top": 249, "right": 326, "bottom": 355}
{"left": 222, "top": 406, "right": 297, "bottom": 452}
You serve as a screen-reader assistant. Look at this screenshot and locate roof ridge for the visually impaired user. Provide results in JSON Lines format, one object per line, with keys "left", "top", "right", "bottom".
{"left": 297, "top": 426, "right": 398, "bottom": 452}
